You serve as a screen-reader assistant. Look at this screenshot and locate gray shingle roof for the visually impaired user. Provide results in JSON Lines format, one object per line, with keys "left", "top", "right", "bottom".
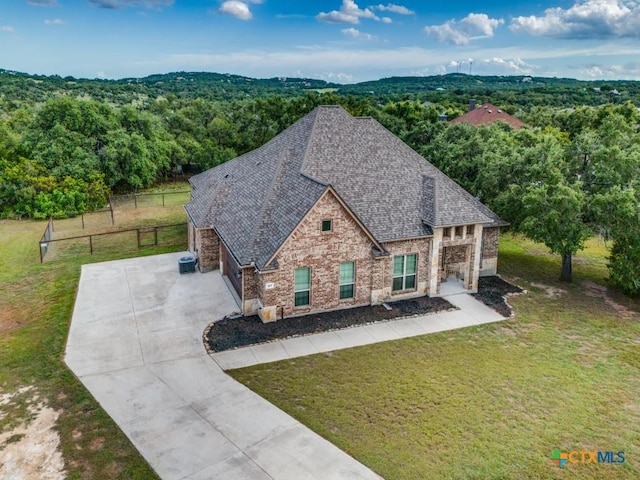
{"left": 186, "top": 105, "right": 504, "bottom": 268}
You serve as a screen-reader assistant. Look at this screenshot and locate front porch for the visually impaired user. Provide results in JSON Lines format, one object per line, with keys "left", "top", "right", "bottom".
{"left": 439, "top": 273, "right": 469, "bottom": 296}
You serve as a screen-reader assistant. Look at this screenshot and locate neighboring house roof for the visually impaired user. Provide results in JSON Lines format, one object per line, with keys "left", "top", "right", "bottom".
{"left": 450, "top": 103, "right": 525, "bottom": 129}
{"left": 186, "top": 105, "right": 505, "bottom": 269}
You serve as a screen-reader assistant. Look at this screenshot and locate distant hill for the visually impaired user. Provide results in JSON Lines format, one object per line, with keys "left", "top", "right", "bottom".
{"left": 1, "top": 69, "right": 637, "bottom": 109}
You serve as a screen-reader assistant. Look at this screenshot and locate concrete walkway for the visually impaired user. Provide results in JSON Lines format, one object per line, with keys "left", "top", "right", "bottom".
{"left": 211, "top": 288, "right": 504, "bottom": 370}
{"left": 65, "top": 252, "right": 505, "bottom": 480}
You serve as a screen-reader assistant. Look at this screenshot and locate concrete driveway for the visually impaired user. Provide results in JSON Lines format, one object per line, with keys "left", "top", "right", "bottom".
{"left": 65, "top": 252, "right": 381, "bottom": 480}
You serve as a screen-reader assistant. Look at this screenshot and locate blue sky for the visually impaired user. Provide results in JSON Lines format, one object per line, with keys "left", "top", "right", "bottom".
{"left": 2, "top": 0, "right": 640, "bottom": 82}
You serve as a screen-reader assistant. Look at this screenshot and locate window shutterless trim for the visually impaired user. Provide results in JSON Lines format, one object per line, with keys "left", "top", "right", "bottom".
{"left": 294, "top": 267, "right": 311, "bottom": 306}
{"left": 339, "top": 261, "right": 355, "bottom": 300}
{"left": 392, "top": 254, "right": 417, "bottom": 292}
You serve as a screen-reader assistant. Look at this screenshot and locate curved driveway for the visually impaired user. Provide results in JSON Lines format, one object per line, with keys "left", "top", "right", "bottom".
{"left": 65, "top": 252, "right": 382, "bottom": 480}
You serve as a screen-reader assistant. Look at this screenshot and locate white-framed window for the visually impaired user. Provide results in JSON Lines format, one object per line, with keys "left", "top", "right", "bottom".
{"left": 294, "top": 267, "right": 311, "bottom": 306}
{"left": 321, "top": 219, "right": 333, "bottom": 232}
{"left": 392, "top": 254, "right": 417, "bottom": 292}
{"left": 339, "top": 261, "right": 355, "bottom": 299}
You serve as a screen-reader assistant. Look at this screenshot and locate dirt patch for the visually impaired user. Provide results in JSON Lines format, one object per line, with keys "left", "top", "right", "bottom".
{"left": 89, "top": 437, "right": 105, "bottom": 451}
{"left": 582, "top": 280, "right": 636, "bottom": 319}
{"left": 471, "top": 276, "right": 525, "bottom": 317}
{"left": 206, "top": 295, "right": 455, "bottom": 352}
{"left": 529, "top": 282, "right": 566, "bottom": 298}
{"left": 0, "top": 386, "right": 65, "bottom": 480}
{"left": 0, "top": 307, "right": 22, "bottom": 335}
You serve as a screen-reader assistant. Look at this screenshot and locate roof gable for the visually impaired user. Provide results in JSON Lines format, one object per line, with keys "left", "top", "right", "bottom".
{"left": 263, "top": 187, "right": 382, "bottom": 269}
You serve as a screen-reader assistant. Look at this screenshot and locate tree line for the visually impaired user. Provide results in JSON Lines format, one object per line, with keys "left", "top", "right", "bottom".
{"left": 419, "top": 104, "right": 640, "bottom": 295}
{"left": 1, "top": 83, "right": 640, "bottom": 294}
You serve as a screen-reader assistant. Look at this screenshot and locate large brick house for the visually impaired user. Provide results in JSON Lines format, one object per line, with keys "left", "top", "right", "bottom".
{"left": 185, "top": 106, "right": 506, "bottom": 322}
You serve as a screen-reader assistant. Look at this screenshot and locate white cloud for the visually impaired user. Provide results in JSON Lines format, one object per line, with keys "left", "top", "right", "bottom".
{"left": 510, "top": 0, "right": 640, "bottom": 39}
{"left": 381, "top": 17, "right": 392, "bottom": 24}
{"left": 89, "top": 0, "right": 173, "bottom": 8}
{"left": 1, "top": 26, "right": 15, "bottom": 33}
{"left": 581, "top": 61, "right": 640, "bottom": 78}
{"left": 27, "top": 0, "right": 58, "bottom": 6}
{"left": 373, "top": 4, "right": 414, "bottom": 15}
{"left": 315, "top": 71, "right": 355, "bottom": 83}
{"left": 138, "top": 41, "right": 640, "bottom": 82}
{"left": 342, "top": 27, "right": 374, "bottom": 40}
{"left": 317, "top": 0, "right": 379, "bottom": 24}
{"left": 44, "top": 18, "right": 65, "bottom": 25}
{"left": 481, "top": 57, "right": 536, "bottom": 75}
{"left": 219, "top": 1, "right": 253, "bottom": 20}
{"left": 425, "top": 13, "right": 504, "bottom": 45}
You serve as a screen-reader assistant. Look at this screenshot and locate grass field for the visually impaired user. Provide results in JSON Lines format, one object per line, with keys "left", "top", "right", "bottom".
{"left": 0, "top": 202, "right": 188, "bottom": 479}
{"left": 231, "top": 234, "right": 640, "bottom": 479}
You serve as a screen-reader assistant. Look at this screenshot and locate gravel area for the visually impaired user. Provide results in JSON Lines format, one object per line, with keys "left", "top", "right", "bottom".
{"left": 472, "top": 276, "right": 523, "bottom": 317}
{"left": 206, "top": 296, "right": 455, "bottom": 352}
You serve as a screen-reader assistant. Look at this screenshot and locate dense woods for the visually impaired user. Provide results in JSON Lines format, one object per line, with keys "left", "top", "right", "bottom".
{"left": 1, "top": 69, "right": 640, "bottom": 293}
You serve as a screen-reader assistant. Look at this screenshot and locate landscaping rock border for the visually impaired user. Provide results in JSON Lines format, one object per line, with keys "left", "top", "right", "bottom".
{"left": 471, "top": 275, "right": 525, "bottom": 317}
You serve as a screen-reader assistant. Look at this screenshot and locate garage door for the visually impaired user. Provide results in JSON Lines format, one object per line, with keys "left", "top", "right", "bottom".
{"left": 223, "top": 243, "right": 242, "bottom": 299}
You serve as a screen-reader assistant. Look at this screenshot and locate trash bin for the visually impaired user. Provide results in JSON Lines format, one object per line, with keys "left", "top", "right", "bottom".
{"left": 178, "top": 256, "right": 196, "bottom": 274}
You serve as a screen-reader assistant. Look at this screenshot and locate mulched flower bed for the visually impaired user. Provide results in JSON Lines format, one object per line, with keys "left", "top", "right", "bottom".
{"left": 471, "top": 276, "right": 524, "bottom": 317}
{"left": 206, "top": 295, "right": 455, "bottom": 352}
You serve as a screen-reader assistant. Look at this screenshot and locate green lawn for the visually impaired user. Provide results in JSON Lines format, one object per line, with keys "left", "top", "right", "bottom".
{"left": 2, "top": 215, "right": 639, "bottom": 479}
{"left": 0, "top": 202, "right": 188, "bottom": 479}
{"left": 230, "top": 234, "right": 640, "bottom": 479}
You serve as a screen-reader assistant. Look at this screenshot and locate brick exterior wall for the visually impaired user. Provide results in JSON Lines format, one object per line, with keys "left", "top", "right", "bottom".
{"left": 194, "top": 227, "right": 220, "bottom": 272}
{"left": 243, "top": 267, "right": 260, "bottom": 314}
{"left": 480, "top": 226, "right": 500, "bottom": 276}
{"left": 244, "top": 268, "right": 259, "bottom": 299}
{"left": 258, "top": 190, "right": 376, "bottom": 319}
{"left": 482, "top": 227, "right": 500, "bottom": 258}
{"left": 444, "top": 244, "right": 467, "bottom": 264}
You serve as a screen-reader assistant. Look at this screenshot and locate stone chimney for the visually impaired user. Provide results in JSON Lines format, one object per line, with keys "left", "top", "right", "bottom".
{"left": 468, "top": 99, "right": 476, "bottom": 112}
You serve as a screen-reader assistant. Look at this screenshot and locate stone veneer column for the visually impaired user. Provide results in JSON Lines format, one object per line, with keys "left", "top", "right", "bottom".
{"left": 469, "top": 225, "right": 483, "bottom": 291}
{"left": 428, "top": 229, "right": 443, "bottom": 295}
